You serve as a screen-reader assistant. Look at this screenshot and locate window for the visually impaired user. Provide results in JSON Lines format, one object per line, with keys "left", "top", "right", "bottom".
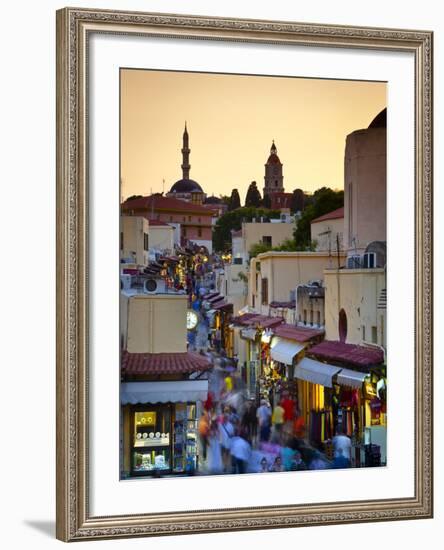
{"left": 380, "top": 315, "right": 384, "bottom": 345}
{"left": 339, "top": 309, "right": 348, "bottom": 343}
{"left": 262, "top": 236, "right": 272, "bottom": 246}
{"left": 198, "top": 227, "right": 202, "bottom": 237}
{"left": 120, "top": 231, "right": 123, "bottom": 251}
{"left": 183, "top": 216, "right": 186, "bottom": 222}
{"left": 310, "top": 310, "right": 313, "bottom": 326}
{"left": 170, "top": 216, "right": 173, "bottom": 222}
{"left": 362, "top": 325, "right": 366, "bottom": 341}
{"left": 303, "top": 310, "right": 307, "bottom": 325}
{"left": 198, "top": 217, "right": 201, "bottom": 223}
{"left": 143, "top": 232, "right": 149, "bottom": 251}
{"left": 188, "top": 216, "right": 192, "bottom": 222}
{"left": 261, "top": 278, "right": 268, "bottom": 305}
{"left": 233, "top": 257, "right": 243, "bottom": 265}
{"left": 317, "top": 311, "right": 321, "bottom": 326}
{"left": 371, "top": 326, "right": 377, "bottom": 343}
{"left": 131, "top": 407, "right": 171, "bottom": 474}
{"left": 183, "top": 227, "right": 187, "bottom": 237}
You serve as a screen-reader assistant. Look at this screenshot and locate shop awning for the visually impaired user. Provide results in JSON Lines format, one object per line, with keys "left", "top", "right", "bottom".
{"left": 336, "top": 368, "right": 368, "bottom": 388}
{"left": 240, "top": 327, "right": 257, "bottom": 341}
{"left": 270, "top": 337, "right": 304, "bottom": 365}
{"left": 121, "top": 380, "right": 209, "bottom": 405}
{"left": 294, "top": 357, "right": 341, "bottom": 388}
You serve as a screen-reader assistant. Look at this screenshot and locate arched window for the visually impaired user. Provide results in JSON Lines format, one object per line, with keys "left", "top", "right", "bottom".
{"left": 339, "top": 309, "right": 347, "bottom": 343}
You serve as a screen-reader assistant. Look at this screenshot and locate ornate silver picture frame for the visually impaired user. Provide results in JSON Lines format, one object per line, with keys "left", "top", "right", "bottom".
{"left": 56, "top": 7, "right": 433, "bottom": 542}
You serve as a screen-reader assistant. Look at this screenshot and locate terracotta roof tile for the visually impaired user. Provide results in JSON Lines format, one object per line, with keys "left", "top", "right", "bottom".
{"left": 121, "top": 351, "right": 212, "bottom": 376}
{"left": 122, "top": 195, "right": 213, "bottom": 215}
{"left": 311, "top": 207, "right": 344, "bottom": 224}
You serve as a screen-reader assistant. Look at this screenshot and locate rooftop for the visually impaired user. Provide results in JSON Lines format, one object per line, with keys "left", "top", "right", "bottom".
{"left": 147, "top": 219, "right": 171, "bottom": 227}
{"left": 121, "top": 351, "right": 212, "bottom": 376}
{"left": 269, "top": 300, "right": 295, "bottom": 309}
{"left": 308, "top": 340, "right": 384, "bottom": 368}
{"left": 122, "top": 194, "right": 213, "bottom": 215}
{"left": 311, "top": 206, "right": 345, "bottom": 224}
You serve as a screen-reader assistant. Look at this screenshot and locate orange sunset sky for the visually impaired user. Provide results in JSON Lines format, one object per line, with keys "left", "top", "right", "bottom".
{"left": 121, "top": 69, "right": 386, "bottom": 202}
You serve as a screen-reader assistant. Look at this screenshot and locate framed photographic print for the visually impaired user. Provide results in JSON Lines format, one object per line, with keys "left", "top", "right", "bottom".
{"left": 56, "top": 7, "right": 433, "bottom": 542}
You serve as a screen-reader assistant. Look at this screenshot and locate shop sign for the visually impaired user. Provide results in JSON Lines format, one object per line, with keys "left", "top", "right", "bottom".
{"left": 363, "top": 382, "right": 377, "bottom": 399}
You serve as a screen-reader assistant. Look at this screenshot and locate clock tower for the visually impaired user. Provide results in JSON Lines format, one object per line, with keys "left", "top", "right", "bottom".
{"left": 263, "top": 140, "right": 284, "bottom": 197}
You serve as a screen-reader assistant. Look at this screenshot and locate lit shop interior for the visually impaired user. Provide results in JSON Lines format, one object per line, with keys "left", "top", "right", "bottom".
{"left": 123, "top": 402, "right": 200, "bottom": 477}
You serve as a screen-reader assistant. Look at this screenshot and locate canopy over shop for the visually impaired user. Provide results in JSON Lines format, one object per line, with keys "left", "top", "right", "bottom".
{"left": 302, "top": 340, "right": 386, "bottom": 466}
{"left": 120, "top": 351, "right": 211, "bottom": 478}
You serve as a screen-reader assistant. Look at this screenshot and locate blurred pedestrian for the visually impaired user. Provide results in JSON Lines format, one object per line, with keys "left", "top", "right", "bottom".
{"left": 290, "top": 450, "right": 307, "bottom": 471}
{"left": 271, "top": 455, "right": 284, "bottom": 472}
{"left": 207, "top": 422, "right": 223, "bottom": 474}
{"left": 230, "top": 431, "right": 252, "bottom": 474}
{"left": 293, "top": 406, "right": 306, "bottom": 445}
{"left": 309, "top": 450, "right": 329, "bottom": 470}
{"left": 219, "top": 408, "right": 235, "bottom": 473}
{"left": 271, "top": 400, "right": 285, "bottom": 442}
{"left": 241, "top": 400, "right": 258, "bottom": 444}
{"left": 280, "top": 393, "right": 295, "bottom": 438}
{"left": 257, "top": 399, "right": 272, "bottom": 442}
{"left": 259, "top": 457, "right": 270, "bottom": 473}
{"left": 332, "top": 448, "right": 351, "bottom": 469}
{"left": 280, "top": 442, "right": 296, "bottom": 471}
{"left": 332, "top": 426, "right": 352, "bottom": 462}
{"left": 198, "top": 410, "right": 210, "bottom": 461}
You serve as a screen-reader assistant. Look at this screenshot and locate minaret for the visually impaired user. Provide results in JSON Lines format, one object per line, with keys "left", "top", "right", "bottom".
{"left": 181, "top": 122, "right": 191, "bottom": 180}
{"left": 263, "top": 140, "right": 284, "bottom": 196}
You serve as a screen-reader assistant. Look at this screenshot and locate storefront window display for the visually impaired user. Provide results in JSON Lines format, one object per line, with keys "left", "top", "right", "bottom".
{"left": 130, "top": 403, "right": 199, "bottom": 476}
{"left": 132, "top": 407, "right": 171, "bottom": 475}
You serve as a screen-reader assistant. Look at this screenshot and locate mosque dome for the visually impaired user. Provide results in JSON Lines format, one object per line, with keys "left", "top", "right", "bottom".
{"left": 170, "top": 179, "right": 204, "bottom": 193}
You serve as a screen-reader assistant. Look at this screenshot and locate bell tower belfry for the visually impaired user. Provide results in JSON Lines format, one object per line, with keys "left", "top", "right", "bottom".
{"left": 263, "top": 140, "right": 284, "bottom": 196}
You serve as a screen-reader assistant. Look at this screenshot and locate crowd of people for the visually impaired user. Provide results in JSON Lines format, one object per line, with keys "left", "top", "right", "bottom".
{"left": 197, "top": 372, "right": 353, "bottom": 476}
{"left": 181, "top": 256, "right": 353, "bottom": 476}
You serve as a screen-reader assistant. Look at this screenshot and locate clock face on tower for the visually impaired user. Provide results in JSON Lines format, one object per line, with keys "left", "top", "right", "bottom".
{"left": 186, "top": 309, "right": 199, "bottom": 331}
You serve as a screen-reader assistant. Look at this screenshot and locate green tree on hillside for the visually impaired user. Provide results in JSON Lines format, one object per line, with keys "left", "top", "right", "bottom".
{"left": 290, "top": 189, "right": 305, "bottom": 213}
